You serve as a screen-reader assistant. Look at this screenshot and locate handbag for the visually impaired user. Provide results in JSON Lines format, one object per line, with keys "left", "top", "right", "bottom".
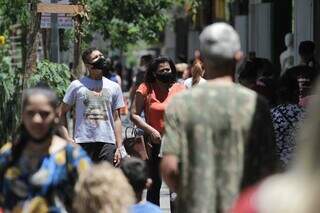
{"left": 123, "top": 127, "right": 150, "bottom": 160}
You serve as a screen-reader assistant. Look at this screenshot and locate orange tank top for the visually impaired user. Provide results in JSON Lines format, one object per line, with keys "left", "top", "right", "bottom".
{"left": 136, "top": 82, "right": 185, "bottom": 134}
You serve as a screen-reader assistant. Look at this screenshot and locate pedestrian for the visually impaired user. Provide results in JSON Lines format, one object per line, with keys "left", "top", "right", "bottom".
{"left": 182, "top": 64, "right": 192, "bottom": 80}
{"left": 238, "top": 57, "right": 277, "bottom": 107}
{"left": 193, "top": 49, "right": 201, "bottom": 61}
{"left": 175, "top": 63, "right": 188, "bottom": 84}
{"left": 60, "top": 47, "right": 124, "bottom": 165}
{"left": 232, "top": 78, "right": 320, "bottom": 213}
{"left": 74, "top": 162, "right": 135, "bottom": 213}
{"left": 283, "top": 41, "right": 319, "bottom": 106}
{"left": 160, "top": 23, "right": 278, "bottom": 213}
{"left": 129, "top": 54, "right": 153, "bottom": 102}
{"left": 102, "top": 57, "right": 121, "bottom": 85}
{"left": 0, "top": 86, "right": 91, "bottom": 212}
{"left": 113, "top": 59, "right": 123, "bottom": 86}
{"left": 130, "top": 56, "right": 185, "bottom": 206}
{"left": 237, "top": 60, "right": 257, "bottom": 88}
{"left": 120, "top": 157, "right": 161, "bottom": 213}
{"left": 271, "top": 76, "right": 305, "bottom": 169}
{"left": 183, "top": 60, "right": 206, "bottom": 88}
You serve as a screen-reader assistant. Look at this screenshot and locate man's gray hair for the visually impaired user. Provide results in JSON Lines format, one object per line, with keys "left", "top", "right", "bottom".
{"left": 199, "top": 22, "right": 241, "bottom": 61}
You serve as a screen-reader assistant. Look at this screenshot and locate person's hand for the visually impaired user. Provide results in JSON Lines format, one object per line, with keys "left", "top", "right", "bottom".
{"left": 113, "top": 148, "right": 122, "bottom": 167}
{"left": 66, "top": 137, "right": 75, "bottom": 143}
{"left": 149, "top": 129, "right": 161, "bottom": 144}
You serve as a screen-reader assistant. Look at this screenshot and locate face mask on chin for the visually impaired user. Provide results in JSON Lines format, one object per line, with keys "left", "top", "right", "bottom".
{"left": 155, "top": 72, "right": 174, "bottom": 83}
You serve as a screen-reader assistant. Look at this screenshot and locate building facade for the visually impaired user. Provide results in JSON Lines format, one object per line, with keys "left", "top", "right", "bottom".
{"left": 163, "top": 0, "right": 319, "bottom": 71}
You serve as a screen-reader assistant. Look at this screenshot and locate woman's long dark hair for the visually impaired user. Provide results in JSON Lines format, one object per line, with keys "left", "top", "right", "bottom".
{"left": 277, "top": 75, "right": 299, "bottom": 105}
{"left": 144, "top": 56, "right": 177, "bottom": 84}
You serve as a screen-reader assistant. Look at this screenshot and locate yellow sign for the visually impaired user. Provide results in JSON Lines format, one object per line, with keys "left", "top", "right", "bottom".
{"left": 0, "top": 36, "right": 5, "bottom": 45}
{"left": 37, "top": 3, "right": 84, "bottom": 14}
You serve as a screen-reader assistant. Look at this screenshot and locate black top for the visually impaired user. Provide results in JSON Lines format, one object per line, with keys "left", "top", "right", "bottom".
{"left": 282, "top": 65, "right": 318, "bottom": 100}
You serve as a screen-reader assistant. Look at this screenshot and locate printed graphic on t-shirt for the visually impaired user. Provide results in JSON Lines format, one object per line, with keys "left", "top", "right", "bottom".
{"left": 83, "top": 88, "right": 110, "bottom": 126}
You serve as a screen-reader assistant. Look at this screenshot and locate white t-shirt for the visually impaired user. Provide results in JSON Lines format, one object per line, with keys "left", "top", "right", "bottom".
{"left": 184, "top": 77, "right": 207, "bottom": 89}
{"left": 63, "top": 76, "right": 124, "bottom": 144}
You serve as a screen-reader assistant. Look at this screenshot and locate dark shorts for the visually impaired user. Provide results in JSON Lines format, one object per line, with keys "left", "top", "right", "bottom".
{"left": 80, "top": 142, "right": 116, "bottom": 164}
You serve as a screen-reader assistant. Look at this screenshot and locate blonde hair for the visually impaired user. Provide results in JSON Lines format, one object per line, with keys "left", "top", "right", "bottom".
{"left": 191, "top": 60, "right": 205, "bottom": 86}
{"left": 74, "top": 162, "right": 135, "bottom": 213}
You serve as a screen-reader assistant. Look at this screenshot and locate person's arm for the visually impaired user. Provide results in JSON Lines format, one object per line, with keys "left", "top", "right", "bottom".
{"left": 59, "top": 103, "right": 74, "bottom": 142}
{"left": 59, "top": 81, "right": 77, "bottom": 142}
{"left": 110, "top": 83, "right": 125, "bottom": 166}
{"left": 161, "top": 154, "right": 179, "bottom": 192}
{"left": 130, "top": 92, "right": 161, "bottom": 143}
{"left": 113, "top": 109, "right": 122, "bottom": 167}
{"left": 160, "top": 98, "right": 184, "bottom": 192}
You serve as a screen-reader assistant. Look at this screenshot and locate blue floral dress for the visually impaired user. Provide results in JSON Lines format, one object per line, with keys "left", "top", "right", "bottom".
{"left": 0, "top": 141, "right": 91, "bottom": 212}
{"left": 271, "top": 104, "right": 305, "bottom": 168}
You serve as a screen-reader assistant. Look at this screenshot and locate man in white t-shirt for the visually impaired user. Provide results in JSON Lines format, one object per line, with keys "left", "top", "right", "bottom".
{"left": 60, "top": 48, "right": 124, "bottom": 166}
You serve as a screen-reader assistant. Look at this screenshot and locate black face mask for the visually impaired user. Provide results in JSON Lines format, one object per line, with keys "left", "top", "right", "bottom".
{"left": 90, "top": 57, "right": 109, "bottom": 70}
{"left": 155, "top": 72, "right": 174, "bottom": 83}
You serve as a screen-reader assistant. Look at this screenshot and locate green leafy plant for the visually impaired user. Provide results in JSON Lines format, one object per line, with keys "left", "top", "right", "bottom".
{"left": 27, "top": 60, "right": 71, "bottom": 99}
{"left": 0, "top": 0, "right": 30, "bottom": 33}
{"left": 0, "top": 59, "right": 71, "bottom": 143}
{"left": 85, "top": 0, "right": 201, "bottom": 51}
{"left": 0, "top": 55, "right": 22, "bottom": 142}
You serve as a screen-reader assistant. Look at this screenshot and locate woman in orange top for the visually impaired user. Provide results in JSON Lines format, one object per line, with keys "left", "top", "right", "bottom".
{"left": 130, "top": 56, "right": 185, "bottom": 206}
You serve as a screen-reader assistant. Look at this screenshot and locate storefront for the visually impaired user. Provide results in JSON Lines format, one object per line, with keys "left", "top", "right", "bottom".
{"left": 163, "top": 0, "right": 319, "bottom": 64}
{"left": 293, "top": 0, "right": 314, "bottom": 63}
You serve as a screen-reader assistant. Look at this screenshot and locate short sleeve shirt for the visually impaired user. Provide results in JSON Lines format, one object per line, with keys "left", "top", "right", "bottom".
{"left": 162, "top": 82, "right": 277, "bottom": 213}
{"left": 63, "top": 76, "right": 124, "bottom": 144}
{"left": 136, "top": 82, "right": 185, "bottom": 134}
